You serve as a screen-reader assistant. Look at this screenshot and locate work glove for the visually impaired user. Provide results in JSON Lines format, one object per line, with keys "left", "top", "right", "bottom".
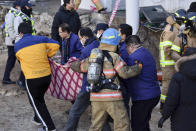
{"left": 158, "top": 117, "right": 166, "bottom": 128}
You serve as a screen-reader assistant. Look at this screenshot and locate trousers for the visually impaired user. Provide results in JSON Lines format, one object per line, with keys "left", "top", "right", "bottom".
{"left": 64, "top": 91, "right": 111, "bottom": 131}
{"left": 131, "top": 96, "right": 160, "bottom": 131}
{"left": 3, "top": 46, "right": 16, "bottom": 81}
{"left": 26, "top": 75, "right": 56, "bottom": 130}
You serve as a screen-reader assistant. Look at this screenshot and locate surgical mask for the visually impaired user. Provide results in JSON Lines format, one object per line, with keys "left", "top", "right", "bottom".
{"left": 96, "top": 33, "right": 102, "bottom": 38}
{"left": 80, "top": 38, "right": 86, "bottom": 47}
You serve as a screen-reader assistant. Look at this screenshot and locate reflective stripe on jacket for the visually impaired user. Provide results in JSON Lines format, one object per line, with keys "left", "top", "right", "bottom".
{"left": 159, "top": 24, "right": 179, "bottom": 67}
{"left": 4, "top": 8, "right": 20, "bottom": 46}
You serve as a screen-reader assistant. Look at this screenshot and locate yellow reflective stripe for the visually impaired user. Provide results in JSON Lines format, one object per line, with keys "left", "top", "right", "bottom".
{"left": 171, "top": 45, "right": 181, "bottom": 52}
{"left": 118, "top": 33, "right": 121, "bottom": 36}
{"left": 189, "top": 16, "right": 196, "bottom": 20}
{"left": 160, "top": 41, "right": 173, "bottom": 47}
{"left": 160, "top": 94, "right": 167, "bottom": 101}
{"left": 160, "top": 41, "right": 174, "bottom": 67}
{"left": 5, "top": 10, "right": 18, "bottom": 37}
{"left": 160, "top": 43, "right": 165, "bottom": 67}
{"left": 108, "top": 36, "right": 115, "bottom": 39}
{"left": 175, "top": 13, "right": 179, "bottom": 17}
{"left": 160, "top": 60, "right": 175, "bottom": 66}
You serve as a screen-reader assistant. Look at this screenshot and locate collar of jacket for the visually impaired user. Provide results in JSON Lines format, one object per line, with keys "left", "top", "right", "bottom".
{"left": 175, "top": 54, "right": 196, "bottom": 72}
{"left": 84, "top": 37, "right": 97, "bottom": 47}
{"left": 59, "top": 5, "right": 75, "bottom": 13}
{"left": 22, "top": 33, "right": 32, "bottom": 38}
{"left": 10, "top": 7, "right": 19, "bottom": 12}
{"left": 99, "top": 43, "right": 117, "bottom": 52}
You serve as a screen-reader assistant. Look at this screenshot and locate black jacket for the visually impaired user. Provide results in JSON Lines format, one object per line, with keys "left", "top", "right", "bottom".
{"left": 162, "top": 54, "right": 196, "bottom": 131}
{"left": 51, "top": 6, "right": 81, "bottom": 43}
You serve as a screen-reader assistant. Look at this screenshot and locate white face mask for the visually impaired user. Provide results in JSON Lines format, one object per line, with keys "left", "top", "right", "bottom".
{"left": 80, "top": 37, "right": 86, "bottom": 47}
{"left": 96, "top": 33, "right": 101, "bottom": 38}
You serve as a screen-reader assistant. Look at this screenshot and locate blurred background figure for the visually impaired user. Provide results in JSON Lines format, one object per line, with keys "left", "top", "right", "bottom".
{"left": 158, "top": 47, "right": 196, "bottom": 131}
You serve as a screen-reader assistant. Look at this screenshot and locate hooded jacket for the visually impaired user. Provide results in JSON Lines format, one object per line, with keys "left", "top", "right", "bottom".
{"left": 51, "top": 6, "right": 81, "bottom": 43}
{"left": 162, "top": 54, "right": 196, "bottom": 131}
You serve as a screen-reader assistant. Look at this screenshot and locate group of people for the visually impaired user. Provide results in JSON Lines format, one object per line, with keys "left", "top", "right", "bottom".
{"left": 2, "top": 0, "right": 196, "bottom": 131}
{"left": 158, "top": 2, "right": 196, "bottom": 131}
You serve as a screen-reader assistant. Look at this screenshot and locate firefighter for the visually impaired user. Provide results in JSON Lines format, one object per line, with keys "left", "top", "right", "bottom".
{"left": 159, "top": 9, "right": 187, "bottom": 109}
{"left": 74, "top": 0, "right": 106, "bottom": 13}
{"left": 171, "top": 12, "right": 196, "bottom": 61}
{"left": 70, "top": 28, "right": 142, "bottom": 131}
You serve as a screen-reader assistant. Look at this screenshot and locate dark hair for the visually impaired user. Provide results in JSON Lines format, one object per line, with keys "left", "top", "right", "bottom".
{"left": 59, "top": 23, "right": 71, "bottom": 33}
{"left": 79, "top": 27, "right": 94, "bottom": 38}
{"left": 63, "top": 0, "right": 70, "bottom": 6}
{"left": 184, "top": 48, "right": 196, "bottom": 56}
{"left": 18, "top": 22, "right": 33, "bottom": 34}
{"left": 125, "top": 35, "right": 141, "bottom": 46}
{"left": 119, "top": 24, "right": 132, "bottom": 37}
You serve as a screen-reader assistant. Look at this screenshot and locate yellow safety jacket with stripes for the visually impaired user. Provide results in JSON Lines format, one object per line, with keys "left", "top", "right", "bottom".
{"left": 159, "top": 24, "right": 179, "bottom": 67}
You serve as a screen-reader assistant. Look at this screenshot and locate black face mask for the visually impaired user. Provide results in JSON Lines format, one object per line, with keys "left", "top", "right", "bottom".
{"left": 21, "top": 7, "right": 32, "bottom": 17}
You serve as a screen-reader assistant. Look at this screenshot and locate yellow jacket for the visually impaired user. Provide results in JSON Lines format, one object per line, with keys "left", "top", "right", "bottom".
{"left": 14, "top": 34, "right": 60, "bottom": 79}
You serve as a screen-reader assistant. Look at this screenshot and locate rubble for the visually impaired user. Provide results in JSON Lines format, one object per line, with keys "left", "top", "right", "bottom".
{"left": 33, "top": 12, "right": 53, "bottom": 36}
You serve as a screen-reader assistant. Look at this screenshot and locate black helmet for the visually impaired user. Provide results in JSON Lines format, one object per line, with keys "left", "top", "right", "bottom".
{"left": 173, "top": 9, "right": 187, "bottom": 25}
{"left": 188, "top": 12, "right": 196, "bottom": 22}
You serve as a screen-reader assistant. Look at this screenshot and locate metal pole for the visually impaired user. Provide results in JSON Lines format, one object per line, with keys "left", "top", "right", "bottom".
{"left": 126, "top": 0, "right": 139, "bottom": 35}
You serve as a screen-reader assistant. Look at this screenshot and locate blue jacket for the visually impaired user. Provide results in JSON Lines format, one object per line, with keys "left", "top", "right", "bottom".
{"left": 61, "top": 33, "right": 83, "bottom": 64}
{"left": 119, "top": 42, "right": 129, "bottom": 64}
{"left": 79, "top": 37, "right": 100, "bottom": 92}
{"left": 126, "top": 47, "right": 160, "bottom": 101}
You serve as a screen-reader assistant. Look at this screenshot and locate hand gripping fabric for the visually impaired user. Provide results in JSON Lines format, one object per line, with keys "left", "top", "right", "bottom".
{"left": 47, "top": 57, "right": 83, "bottom": 100}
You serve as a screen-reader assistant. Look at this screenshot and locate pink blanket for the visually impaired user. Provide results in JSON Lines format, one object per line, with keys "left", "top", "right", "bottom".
{"left": 47, "top": 58, "right": 83, "bottom": 100}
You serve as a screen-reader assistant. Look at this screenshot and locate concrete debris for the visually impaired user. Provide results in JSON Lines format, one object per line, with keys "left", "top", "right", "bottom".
{"left": 34, "top": 12, "right": 53, "bottom": 36}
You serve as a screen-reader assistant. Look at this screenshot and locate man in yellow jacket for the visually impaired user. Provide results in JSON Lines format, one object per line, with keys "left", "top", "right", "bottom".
{"left": 71, "top": 28, "right": 142, "bottom": 131}
{"left": 159, "top": 9, "right": 187, "bottom": 109}
{"left": 14, "top": 22, "right": 59, "bottom": 131}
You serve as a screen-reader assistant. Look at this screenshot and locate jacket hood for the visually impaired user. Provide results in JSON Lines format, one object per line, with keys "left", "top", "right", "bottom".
{"left": 166, "top": 16, "right": 180, "bottom": 30}
{"left": 99, "top": 43, "right": 117, "bottom": 52}
{"left": 175, "top": 54, "right": 196, "bottom": 79}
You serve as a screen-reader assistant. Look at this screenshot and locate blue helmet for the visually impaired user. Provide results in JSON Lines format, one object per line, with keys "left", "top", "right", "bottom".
{"left": 101, "top": 28, "right": 121, "bottom": 46}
